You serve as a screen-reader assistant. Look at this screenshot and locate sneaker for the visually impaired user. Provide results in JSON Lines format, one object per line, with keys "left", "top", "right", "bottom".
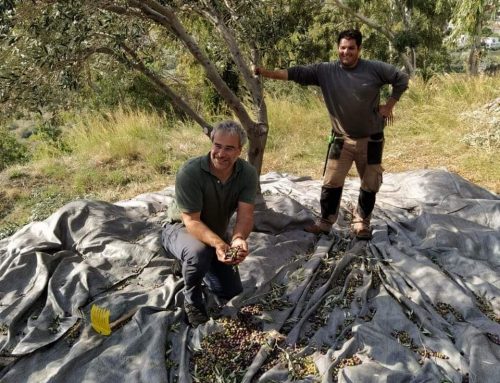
{"left": 304, "top": 218, "right": 332, "bottom": 235}
{"left": 351, "top": 217, "right": 372, "bottom": 240}
{"left": 184, "top": 303, "right": 209, "bottom": 327}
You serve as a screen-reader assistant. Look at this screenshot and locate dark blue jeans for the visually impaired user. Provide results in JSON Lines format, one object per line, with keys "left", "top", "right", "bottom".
{"left": 161, "top": 223, "right": 243, "bottom": 308}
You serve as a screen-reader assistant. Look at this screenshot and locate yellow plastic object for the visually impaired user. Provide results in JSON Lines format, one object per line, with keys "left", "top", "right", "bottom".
{"left": 90, "top": 304, "right": 111, "bottom": 336}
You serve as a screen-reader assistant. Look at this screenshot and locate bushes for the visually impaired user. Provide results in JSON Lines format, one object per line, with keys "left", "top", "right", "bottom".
{"left": 0, "top": 128, "right": 29, "bottom": 171}
{"left": 31, "top": 119, "right": 72, "bottom": 157}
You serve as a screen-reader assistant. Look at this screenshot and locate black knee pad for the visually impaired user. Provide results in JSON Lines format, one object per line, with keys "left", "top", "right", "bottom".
{"left": 320, "top": 186, "right": 343, "bottom": 220}
{"left": 357, "top": 189, "right": 376, "bottom": 218}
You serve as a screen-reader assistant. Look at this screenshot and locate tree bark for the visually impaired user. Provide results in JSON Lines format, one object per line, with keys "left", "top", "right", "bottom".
{"left": 468, "top": 20, "right": 482, "bottom": 76}
{"left": 196, "top": 2, "right": 269, "bottom": 175}
{"left": 197, "top": 3, "right": 262, "bottom": 106}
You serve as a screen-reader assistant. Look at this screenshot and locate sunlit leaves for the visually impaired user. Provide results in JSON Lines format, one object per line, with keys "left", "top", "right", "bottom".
{"left": 0, "top": 0, "right": 167, "bottom": 115}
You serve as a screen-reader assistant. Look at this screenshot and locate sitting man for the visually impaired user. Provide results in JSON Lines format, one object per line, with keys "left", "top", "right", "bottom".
{"left": 162, "top": 120, "right": 258, "bottom": 327}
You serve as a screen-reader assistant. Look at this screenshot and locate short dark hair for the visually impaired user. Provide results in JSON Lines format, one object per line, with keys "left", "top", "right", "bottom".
{"left": 210, "top": 120, "right": 247, "bottom": 147}
{"left": 337, "top": 29, "right": 362, "bottom": 47}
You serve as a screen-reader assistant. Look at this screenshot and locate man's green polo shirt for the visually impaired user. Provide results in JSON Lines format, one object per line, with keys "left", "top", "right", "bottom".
{"left": 175, "top": 154, "right": 258, "bottom": 238}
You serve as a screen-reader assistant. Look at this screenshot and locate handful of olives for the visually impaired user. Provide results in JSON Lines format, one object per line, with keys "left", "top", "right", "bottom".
{"left": 224, "top": 246, "right": 241, "bottom": 261}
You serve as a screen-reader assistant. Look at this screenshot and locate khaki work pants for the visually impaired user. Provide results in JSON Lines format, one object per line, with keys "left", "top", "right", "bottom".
{"left": 324, "top": 135, "right": 384, "bottom": 193}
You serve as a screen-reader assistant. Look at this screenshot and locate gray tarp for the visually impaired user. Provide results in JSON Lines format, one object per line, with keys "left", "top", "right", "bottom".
{"left": 0, "top": 169, "right": 499, "bottom": 382}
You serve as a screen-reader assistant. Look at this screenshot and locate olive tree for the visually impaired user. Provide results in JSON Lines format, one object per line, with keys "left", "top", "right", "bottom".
{"left": 0, "top": 0, "right": 322, "bottom": 176}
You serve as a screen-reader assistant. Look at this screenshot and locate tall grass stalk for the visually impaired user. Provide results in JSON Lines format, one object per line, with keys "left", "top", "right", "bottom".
{"left": 68, "top": 107, "right": 166, "bottom": 164}
{"left": 64, "top": 107, "right": 211, "bottom": 182}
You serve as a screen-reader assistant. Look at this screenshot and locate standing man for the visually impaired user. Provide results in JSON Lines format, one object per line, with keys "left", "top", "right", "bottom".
{"left": 162, "top": 120, "right": 258, "bottom": 327}
{"left": 254, "top": 29, "right": 409, "bottom": 239}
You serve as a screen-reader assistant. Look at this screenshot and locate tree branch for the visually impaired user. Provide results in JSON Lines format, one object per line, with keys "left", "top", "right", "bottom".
{"left": 83, "top": 44, "right": 213, "bottom": 135}
{"left": 197, "top": 2, "right": 262, "bottom": 107}
{"left": 121, "top": 43, "right": 213, "bottom": 134}
{"left": 123, "top": 0, "right": 257, "bottom": 132}
{"left": 331, "top": 0, "right": 395, "bottom": 40}
{"left": 98, "top": 0, "right": 145, "bottom": 19}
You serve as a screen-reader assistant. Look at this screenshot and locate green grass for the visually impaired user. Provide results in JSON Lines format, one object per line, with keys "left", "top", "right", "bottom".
{"left": 0, "top": 73, "right": 499, "bottom": 238}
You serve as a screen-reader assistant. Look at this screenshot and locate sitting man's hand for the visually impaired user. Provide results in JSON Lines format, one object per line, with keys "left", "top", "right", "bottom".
{"left": 226, "top": 237, "right": 249, "bottom": 264}
{"left": 215, "top": 242, "right": 231, "bottom": 263}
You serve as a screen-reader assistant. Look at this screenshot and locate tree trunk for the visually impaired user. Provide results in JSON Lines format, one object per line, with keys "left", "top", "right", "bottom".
{"left": 468, "top": 21, "right": 482, "bottom": 76}
{"left": 247, "top": 123, "right": 268, "bottom": 178}
{"left": 468, "top": 47, "right": 479, "bottom": 75}
{"left": 411, "top": 48, "right": 416, "bottom": 73}
{"left": 129, "top": 0, "right": 256, "bottom": 131}
{"left": 399, "top": 52, "right": 415, "bottom": 76}
{"left": 107, "top": 1, "right": 273, "bottom": 177}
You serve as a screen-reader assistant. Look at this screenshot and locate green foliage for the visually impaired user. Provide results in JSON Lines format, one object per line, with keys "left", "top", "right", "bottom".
{"left": 1, "top": 1, "right": 88, "bottom": 113}
{"left": 416, "top": 48, "right": 453, "bottom": 80}
{"left": 0, "top": 0, "right": 174, "bottom": 117}
{"left": 328, "top": 0, "right": 454, "bottom": 75}
{"left": 34, "top": 121, "right": 63, "bottom": 143}
{"left": 79, "top": 73, "right": 129, "bottom": 110}
{"left": 258, "top": 0, "right": 331, "bottom": 66}
{"left": 1, "top": 0, "right": 485, "bottom": 128}
{"left": 173, "top": 0, "right": 328, "bottom": 114}
{"left": 222, "top": 0, "right": 324, "bottom": 66}
{"left": 450, "top": 0, "right": 497, "bottom": 37}
{"left": 394, "top": 30, "right": 421, "bottom": 52}
{"left": 4, "top": 0, "right": 330, "bottom": 117}
{"left": 0, "top": 127, "right": 29, "bottom": 170}
{"left": 202, "top": 62, "right": 239, "bottom": 115}
{"left": 79, "top": 71, "right": 178, "bottom": 115}
{"left": 0, "top": 190, "right": 12, "bottom": 221}
{"left": 128, "top": 74, "right": 176, "bottom": 113}
{"left": 34, "top": 118, "right": 71, "bottom": 150}
{"left": 0, "top": 221, "right": 20, "bottom": 241}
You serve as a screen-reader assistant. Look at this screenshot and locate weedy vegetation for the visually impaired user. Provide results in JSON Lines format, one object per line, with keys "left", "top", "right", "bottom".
{"left": 0, "top": 74, "right": 499, "bottom": 239}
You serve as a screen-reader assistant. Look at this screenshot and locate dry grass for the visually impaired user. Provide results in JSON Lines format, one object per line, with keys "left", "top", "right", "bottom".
{"left": 264, "top": 73, "right": 500, "bottom": 193}
{"left": 1, "top": 73, "right": 499, "bottom": 237}
{"left": 0, "top": 109, "right": 211, "bottom": 234}
{"left": 386, "top": 73, "right": 500, "bottom": 193}
{"left": 262, "top": 95, "right": 328, "bottom": 177}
